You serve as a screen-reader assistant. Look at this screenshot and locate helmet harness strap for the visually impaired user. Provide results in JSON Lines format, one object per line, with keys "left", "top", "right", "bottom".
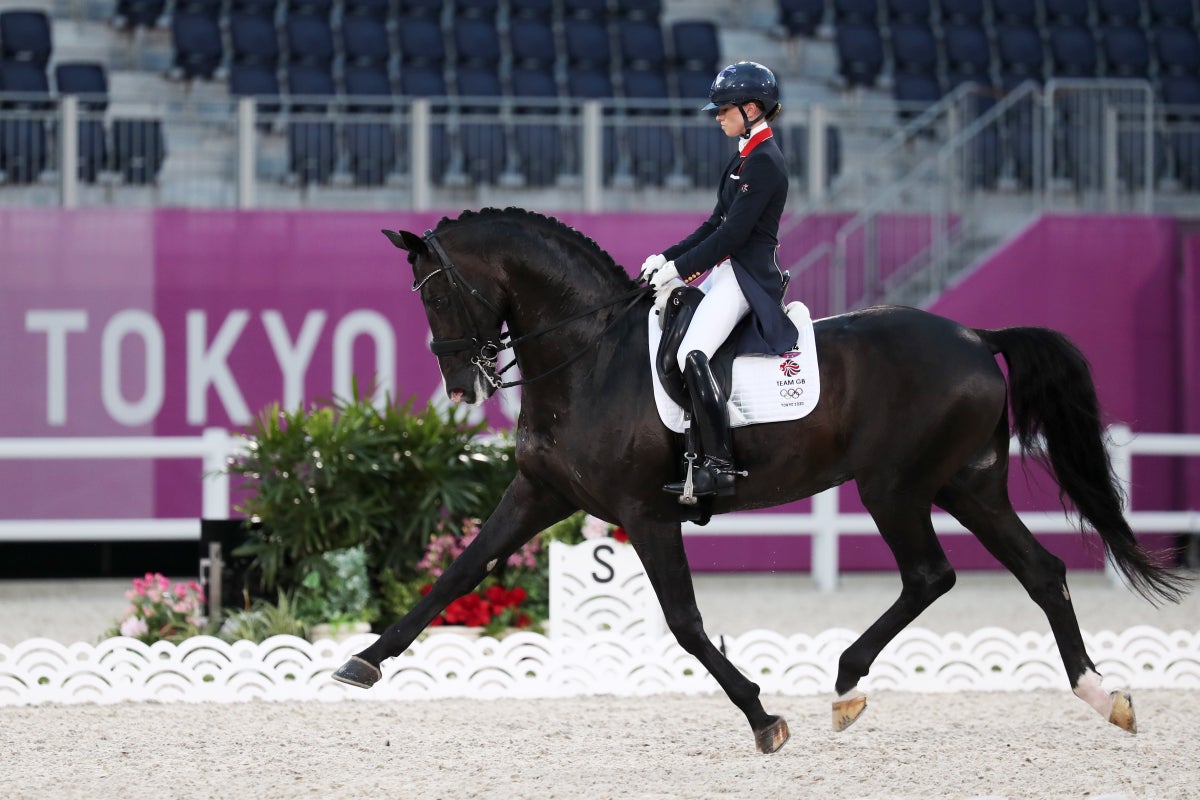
{"left": 737, "top": 103, "right": 766, "bottom": 138}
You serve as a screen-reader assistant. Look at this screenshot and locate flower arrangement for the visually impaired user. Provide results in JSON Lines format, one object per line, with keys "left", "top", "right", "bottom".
{"left": 105, "top": 573, "right": 207, "bottom": 644}
{"left": 378, "top": 512, "right": 626, "bottom": 637}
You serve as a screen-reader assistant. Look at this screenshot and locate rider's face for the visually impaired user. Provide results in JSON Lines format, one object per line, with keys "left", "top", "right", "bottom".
{"left": 715, "top": 102, "right": 760, "bottom": 138}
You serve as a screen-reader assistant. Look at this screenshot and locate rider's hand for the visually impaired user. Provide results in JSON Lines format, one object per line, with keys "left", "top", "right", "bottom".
{"left": 638, "top": 253, "right": 667, "bottom": 283}
{"left": 649, "top": 260, "right": 679, "bottom": 289}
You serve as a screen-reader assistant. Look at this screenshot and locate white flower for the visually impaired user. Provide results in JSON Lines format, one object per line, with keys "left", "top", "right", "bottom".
{"left": 120, "top": 617, "right": 149, "bottom": 638}
{"left": 581, "top": 515, "right": 610, "bottom": 539}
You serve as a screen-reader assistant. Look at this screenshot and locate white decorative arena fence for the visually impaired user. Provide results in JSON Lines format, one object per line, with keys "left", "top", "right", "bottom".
{"left": 2, "top": 626, "right": 1197, "bottom": 707}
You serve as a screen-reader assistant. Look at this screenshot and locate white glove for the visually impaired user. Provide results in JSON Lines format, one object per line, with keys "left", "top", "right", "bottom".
{"left": 654, "top": 276, "right": 686, "bottom": 326}
{"left": 649, "top": 260, "right": 679, "bottom": 289}
{"left": 638, "top": 253, "right": 667, "bottom": 283}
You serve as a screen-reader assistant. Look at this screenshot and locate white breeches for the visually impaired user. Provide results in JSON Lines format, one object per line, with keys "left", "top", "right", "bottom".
{"left": 676, "top": 260, "right": 750, "bottom": 369}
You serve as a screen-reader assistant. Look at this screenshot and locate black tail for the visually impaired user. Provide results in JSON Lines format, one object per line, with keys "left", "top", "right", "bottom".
{"left": 979, "top": 326, "right": 1191, "bottom": 606}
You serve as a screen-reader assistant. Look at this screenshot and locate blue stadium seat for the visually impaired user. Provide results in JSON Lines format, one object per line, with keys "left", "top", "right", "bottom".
{"left": 286, "top": 16, "right": 335, "bottom": 68}
{"left": 284, "top": 0, "right": 334, "bottom": 17}
{"left": 111, "top": 118, "right": 166, "bottom": 184}
{"left": 0, "top": 118, "right": 47, "bottom": 183}
{"left": 1100, "top": 27, "right": 1150, "bottom": 78}
{"left": 1160, "top": 74, "right": 1200, "bottom": 108}
{"left": 0, "top": 11, "right": 53, "bottom": 66}
{"left": 75, "top": 120, "right": 107, "bottom": 183}
{"left": 345, "top": 122, "right": 397, "bottom": 184}
{"left": 341, "top": 16, "right": 391, "bottom": 69}
{"left": 229, "top": 63, "right": 282, "bottom": 119}
{"left": 885, "top": 0, "right": 932, "bottom": 23}
{"left": 174, "top": 0, "right": 224, "bottom": 16}
{"left": 1152, "top": 27, "right": 1200, "bottom": 76}
{"left": 510, "top": 0, "right": 554, "bottom": 18}
{"left": 621, "top": 67, "right": 670, "bottom": 111}
{"left": 397, "top": 0, "right": 443, "bottom": 17}
{"left": 566, "top": 65, "right": 615, "bottom": 99}
{"left": 1047, "top": 25, "right": 1099, "bottom": 77}
{"left": 673, "top": 67, "right": 713, "bottom": 104}
{"left": 1146, "top": 0, "right": 1195, "bottom": 26}
{"left": 228, "top": 0, "right": 278, "bottom": 18}
{"left": 0, "top": 61, "right": 51, "bottom": 108}
{"left": 112, "top": 0, "right": 166, "bottom": 29}
{"left": 941, "top": 24, "right": 992, "bottom": 85}
{"left": 171, "top": 12, "right": 223, "bottom": 80}
{"left": 779, "top": 123, "right": 843, "bottom": 187}
{"left": 398, "top": 67, "right": 451, "bottom": 183}
{"left": 1095, "top": 0, "right": 1143, "bottom": 25}
{"left": 613, "top": 0, "right": 662, "bottom": 18}
{"left": 834, "top": 23, "right": 885, "bottom": 87}
{"left": 625, "top": 123, "right": 674, "bottom": 186}
{"left": 343, "top": 0, "right": 390, "bottom": 17}
{"left": 938, "top": 0, "right": 985, "bottom": 24}
{"left": 562, "top": 0, "right": 610, "bottom": 19}
{"left": 991, "top": 0, "right": 1039, "bottom": 25}
{"left": 616, "top": 19, "right": 667, "bottom": 70}
{"left": 458, "top": 121, "right": 509, "bottom": 184}
{"left": 509, "top": 18, "right": 557, "bottom": 68}
{"left": 344, "top": 63, "right": 392, "bottom": 104}
{"left": 510, "top": 67, "right": 565, "bottom": 187}
{"left": 889, "top": 23, "right": 938, "bottom": 75}
{"left": 778, "top": 0, "right": 827, "bottom": 37}
{"left": 1043, "top": 0, "right": 1093, "bottom": 26}
{"left": 397, "top": 17, "right": 446, "bottom": 66}
{"left": 893, "top": 72, "right": 944, "bottom": 119}
{"left": 670, "top": 20, "right": 721, "bottom": 72}
{"left": 54, "top": 62, "right": 109, "bottom": 109}
{"left": 455, "top": 0, "right": 500, "bottom": 18}
{"left": 453, "top": 17, "right": 501, "bottom": 68}
{"left": 678, "top": 125, "right": 727, "bottom": 186}
{"left": 832, "top": 0, "right": 880, "bottom": 24}
{"left": 287, "top": 64, "right": 336, "bottom": 112}
{"left": 995, "top": 24, "right": 1047, "bottom": 87}
{"left": 564, "top": 18, "right": 612, "bottom": 68}
{"left": 230, "top": 14, "right": 281, "bottom": 67}
{"left": 287, "top": 120, "right": 337, "bottom": 184}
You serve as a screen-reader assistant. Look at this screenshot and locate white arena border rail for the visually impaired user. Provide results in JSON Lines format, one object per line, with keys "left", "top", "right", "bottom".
{"left": 0, "top": 424, "right": 1197, "bottom": 589}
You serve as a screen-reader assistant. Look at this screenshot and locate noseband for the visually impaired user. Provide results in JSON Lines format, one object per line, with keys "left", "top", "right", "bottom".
{"left": 412, "top": 229, "right": 650, "bottom": 390}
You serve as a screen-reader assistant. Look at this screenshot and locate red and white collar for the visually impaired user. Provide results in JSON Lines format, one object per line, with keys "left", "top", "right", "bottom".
{"left": 738, "top": 123, "right": 772, "bottom": 156}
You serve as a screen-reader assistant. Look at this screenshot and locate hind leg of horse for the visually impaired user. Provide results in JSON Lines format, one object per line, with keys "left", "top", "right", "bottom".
{"left": 333, "top": 474, "right": 574, "bottom": 689}
{"left": 628, "top": 522, "right": 790, "bottom": 754}
{"left": 833, "top": 489, "right": 957, "bottom": 732}
{"left": 936, "top": 474, "right": 1137, "bottom": 734}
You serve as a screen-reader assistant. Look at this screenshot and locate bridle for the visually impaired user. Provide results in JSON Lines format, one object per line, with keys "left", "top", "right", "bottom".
{"left": 412, "top": 229, "right": 651, "bottom": 390}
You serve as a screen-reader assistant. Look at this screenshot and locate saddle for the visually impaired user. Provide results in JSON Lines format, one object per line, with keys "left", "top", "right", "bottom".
{"left": 654, "top": 286, "right": 736, "bottom": 409}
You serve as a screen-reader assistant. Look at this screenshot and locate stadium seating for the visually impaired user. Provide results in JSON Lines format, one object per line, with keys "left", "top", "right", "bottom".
{"left": 1047, "top": 26, "right": 1099, "bottom": 78}
{"left": 230, "top": 14, "right": 282, "bottom": 68}
{"left": 834, "top": 23, "right": 885, "bottom": 88}
{"left": 1100, "top": 27, "right": 1151, "bottom": 78}
{"left": 287, "top": 120, "right": 337, "bottom": 184}
{"left": 1043, "top": 0, "right": 1093, "bottom": 27}
{"left": 341, "top": 16, "right": 391, "bottom": 70}
{"left": 453, "top": 17, "right": 502, "bottom": 69}
{"left": 0, "top": 118, "right": 47, "bottom": 183}
{"left": 1096, "top": 0, "right": 1144, "bottom": 26}
{"left": 995, "top": 24, "right": 1047, "bottom": 88}
{"left": 885, "top": 0, "right": 931, "bottom": 24}
{"left": 563, "top": 18, "right": 613, "bottom": 69}
{"left": 345, "top": 121, "right": 397, "bottom": 184}
{"left": 831, "top": 0, "right": 879, "bottom": 25}
{"left": 778, "top": 0, "right": 826, "bottom": 38}
{"left": 941, "top": 24, "right": 992, "bottom": 86}
{"left": 0, "top": 10, "right": 53, "bottom": 66}
{"left": 111, "top": 118, "right": 166, "bottom": 184}
{"left": 938, "top": 0, "right": 986, "bottom": 25}
{"left": 54, "top": 63, "right": 110, "bottom": 184}
{"left": 396, "top": 17, "right": 445, "bottom": 67}
{"left": 616, "top": 18, "right": 668, "bottom": 71}
{"left": 112, "top": 0, "right": 166, "bottom": 29}
{"left": 509, "top": 18, "right": 557, "bottom": 69}
{"left": 171, "top": 13, "right": 224, "bottom": 80}
{"left": 285, "top": 16, "right": 335, "bottom": 69}
{"left": 343, "top": 0, "right": 389, "bottom": 17}
{"left": 889, "top": 23, "right": 938, "bottom": 76}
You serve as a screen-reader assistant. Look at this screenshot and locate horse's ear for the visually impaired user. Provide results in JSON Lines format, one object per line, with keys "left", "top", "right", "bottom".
{"left": 381, "top": 229, "right": 427, "bottom": 255}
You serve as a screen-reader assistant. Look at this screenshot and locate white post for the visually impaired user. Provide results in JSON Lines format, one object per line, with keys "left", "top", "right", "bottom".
{"left": 60, "top": 95, "right": 78, "bottom": 208}
{"left": 411, "top": 98, "right": 431, "bottom": 211}
{"left": 201, "top": 427, "right": 234, "bottom": 520}
{"left": 807, "top": 104, "right": 826, "bottom": 203}
{"left": 237, "top": 97, "right": 256, "bottom": 209}
{"left": 812, "top": 488, "right": 840, "bottom": 591}
{"left": 581, "top": 100, "right": 602, "bottom": 212}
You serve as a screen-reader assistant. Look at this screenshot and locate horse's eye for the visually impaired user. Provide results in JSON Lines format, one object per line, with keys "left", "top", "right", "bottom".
{"left": 429, "top": 296, "right": 450, "bottom": 311}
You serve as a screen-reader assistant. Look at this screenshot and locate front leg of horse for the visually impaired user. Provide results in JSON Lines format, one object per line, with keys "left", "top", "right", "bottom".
{"left": 631, "top": 523, "right": 789, "bottom": 753}
{"left": 333, "top": 476, "right": 573, "bottom": 689}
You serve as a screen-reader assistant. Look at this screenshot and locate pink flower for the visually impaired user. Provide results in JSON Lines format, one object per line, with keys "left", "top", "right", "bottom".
{"left": 120, "top": 617, "right": 149, "bottom": 638}
{"left": 582, "top": 515, "right": 610, "bottom": 539}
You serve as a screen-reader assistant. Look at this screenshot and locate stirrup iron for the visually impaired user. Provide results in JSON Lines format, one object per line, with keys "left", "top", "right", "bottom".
{"left": 678, "top": 451, "right": 699, "bottom": 506}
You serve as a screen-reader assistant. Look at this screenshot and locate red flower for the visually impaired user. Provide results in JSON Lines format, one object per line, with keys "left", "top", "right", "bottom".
{"left": 612, "top": 527, "right": 629, "bottom": 543}
{"left": 440, "top": 592, "right": 493, "bottom": 627}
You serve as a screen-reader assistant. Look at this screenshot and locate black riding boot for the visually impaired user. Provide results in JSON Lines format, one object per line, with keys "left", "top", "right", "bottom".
{"left": 664, "top": 350, "right": 742, "bottom": 502}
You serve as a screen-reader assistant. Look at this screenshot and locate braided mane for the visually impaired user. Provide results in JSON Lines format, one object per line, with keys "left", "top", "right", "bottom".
{"left": 434, "top": 207, "right": 636, "bottom": 288}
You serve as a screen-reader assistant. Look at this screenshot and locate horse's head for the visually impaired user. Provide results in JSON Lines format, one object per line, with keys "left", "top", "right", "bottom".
{"left": 383, "top": 227, "right": 506, "bottom": 406}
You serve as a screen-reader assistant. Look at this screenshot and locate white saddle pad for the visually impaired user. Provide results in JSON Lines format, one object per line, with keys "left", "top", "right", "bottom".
{"left": 649, "top": 301, "right": 821, "bottom": 434}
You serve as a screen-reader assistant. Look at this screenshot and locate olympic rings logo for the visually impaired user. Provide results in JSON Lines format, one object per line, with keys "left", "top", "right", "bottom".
{"left": 779, "top": 387, "right": 804, "bottom": 399}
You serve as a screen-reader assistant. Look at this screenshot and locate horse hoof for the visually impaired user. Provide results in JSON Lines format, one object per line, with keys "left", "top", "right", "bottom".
{"left": 1108, "top": 690, "right": 1137, "bottom": 734}
{"left": 755, "top": 715, "right": 790, "bottom": 753}
{"left": 332, "top": 656, "right": 382, "bottom": 689}
{"left": 832, "top": 688, "right": 867, "bottom": 732}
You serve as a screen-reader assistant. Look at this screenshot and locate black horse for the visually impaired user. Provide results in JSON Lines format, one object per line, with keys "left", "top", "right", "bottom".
{"left": 334, "top": 207, "right": 1188, "bottom": 753}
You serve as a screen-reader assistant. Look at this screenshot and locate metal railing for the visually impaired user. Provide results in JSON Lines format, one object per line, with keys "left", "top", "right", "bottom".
{"left": 0, "top": 425, "right": 1195, "bottom": 592}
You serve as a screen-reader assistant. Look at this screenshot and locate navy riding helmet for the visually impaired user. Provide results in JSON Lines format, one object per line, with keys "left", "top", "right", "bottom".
{"left": 701, "top": 61, "right": 780, "bottom": 114}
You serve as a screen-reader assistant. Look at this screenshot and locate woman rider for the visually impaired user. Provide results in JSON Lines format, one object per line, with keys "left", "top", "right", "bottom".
{"left": 639, "top": 61, "right": 798, "bottom": 502}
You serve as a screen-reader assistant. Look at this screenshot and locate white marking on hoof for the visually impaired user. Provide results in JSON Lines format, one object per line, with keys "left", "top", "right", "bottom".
{"left": 1073, "top": 670, "right": 1115, "bottom": 718}
{"left": 832, "top": 686, "right": 867, "bottom": 732}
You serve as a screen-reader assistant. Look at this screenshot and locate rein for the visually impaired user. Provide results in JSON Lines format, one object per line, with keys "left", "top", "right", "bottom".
{"left": 414, "top": 229, "right": 652, "bottom": 390}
